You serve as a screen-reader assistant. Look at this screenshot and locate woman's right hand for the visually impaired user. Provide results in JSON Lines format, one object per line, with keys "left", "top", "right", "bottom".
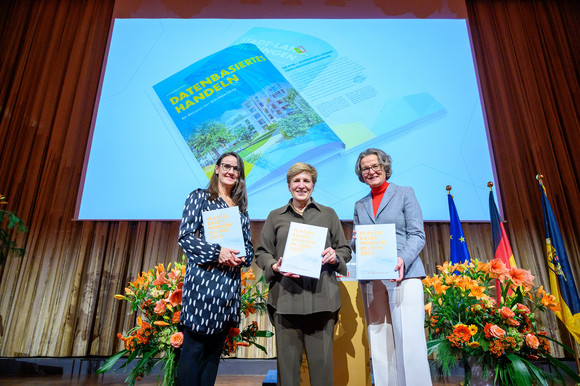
{"left": 352, "top": 229, "right": 357, "bottom": 240}
{"left": 218, "top": 247, "right": 244, "bottom": 267}
{"left": 272, "top": 257, "right": 300, "bottom": 278}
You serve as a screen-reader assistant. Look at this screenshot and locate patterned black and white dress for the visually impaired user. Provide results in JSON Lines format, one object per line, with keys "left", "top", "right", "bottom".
{"left": 178, "top": 188, "right": 254, "bottom": 335}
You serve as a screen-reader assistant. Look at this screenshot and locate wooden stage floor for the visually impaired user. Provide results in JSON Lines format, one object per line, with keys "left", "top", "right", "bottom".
{"left": 0, "top": 374, "right": 468, "bottom": 385}
{"left": 2, "top": 374, "right": 580, "bottom": 385}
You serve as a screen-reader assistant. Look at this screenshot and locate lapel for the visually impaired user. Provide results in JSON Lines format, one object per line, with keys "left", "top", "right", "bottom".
{"left": 376, "top": 183, "right": 397, "bottom": 219}
{"left": 361, "top": 193, "right": 375, "bottom": 224}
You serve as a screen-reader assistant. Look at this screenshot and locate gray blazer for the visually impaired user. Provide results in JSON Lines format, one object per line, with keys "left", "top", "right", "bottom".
{"left": 352, "top": 183, "right": 426, "bottom": 279}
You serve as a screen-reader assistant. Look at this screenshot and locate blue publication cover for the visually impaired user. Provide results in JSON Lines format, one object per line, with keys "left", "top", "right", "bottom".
{"left": 152, "top": 43, "right": 344, "bottom": 188}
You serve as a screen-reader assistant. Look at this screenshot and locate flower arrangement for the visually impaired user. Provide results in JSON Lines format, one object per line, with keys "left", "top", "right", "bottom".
{"left": 423, "top": 258, "right": 580, "bottom": 385}
{"left": 97, "top": 257, "right": 272, "bottom": 385}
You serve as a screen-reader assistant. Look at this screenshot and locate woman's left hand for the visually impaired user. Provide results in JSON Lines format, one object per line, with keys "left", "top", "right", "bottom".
{"left": 321, "top": 247, "right": 337, "bottom": 265}
{"left": 391, "top": 257, "right": 405, "bottom": 283}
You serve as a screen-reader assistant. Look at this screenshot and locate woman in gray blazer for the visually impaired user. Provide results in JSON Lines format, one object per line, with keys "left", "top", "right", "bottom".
{"left": 352, "top": 148, "right": 431, "bottom": 386}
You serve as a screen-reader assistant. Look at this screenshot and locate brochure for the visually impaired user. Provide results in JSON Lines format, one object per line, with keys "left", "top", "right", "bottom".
{"left": 355, "top": 223, "right": 398, "bottom": 280}
{"left": 202, "top": 206, "right": 246, "bottom": 256}
{"left": 281, "top": 222, "right": 328, "bottom": 279}
{"left": 151, "top": 43, "right": 344, "bottom": 191}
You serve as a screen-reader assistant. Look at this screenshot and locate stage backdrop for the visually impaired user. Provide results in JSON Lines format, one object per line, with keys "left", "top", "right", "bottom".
{"left": 0, "top": 0, "right": 578, "bottom": 362}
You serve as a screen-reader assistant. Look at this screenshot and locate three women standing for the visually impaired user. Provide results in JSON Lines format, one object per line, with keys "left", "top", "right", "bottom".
{"left": 176, "top": 149, "right": 431, "bottom": 386}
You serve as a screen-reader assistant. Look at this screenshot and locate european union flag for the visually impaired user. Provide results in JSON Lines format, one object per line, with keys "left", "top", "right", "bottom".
{"left": 539, "top": 180, "right": 580, "bottom": 342}
{"left": 448, "top": 193, "right": 470, "bottom": 264}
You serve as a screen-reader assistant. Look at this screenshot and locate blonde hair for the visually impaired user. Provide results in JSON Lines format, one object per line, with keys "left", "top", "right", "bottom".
{"left": 286, "top": 162, "right": 317, "bottom": 184}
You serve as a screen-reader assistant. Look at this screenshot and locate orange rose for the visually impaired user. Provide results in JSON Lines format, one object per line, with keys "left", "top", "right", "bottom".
{"left": 228, "top": 327, "right": 240, "bottom": 338}
{"left": 489, "top": 325, "right": 506, "bottom": 339}
{"left": 525, "top": 334, "right": 540, "bottom": 349}
{"left": 516, "top": 303, "right": 530, "bottom": 315}
{"left": 170, "top": 332, "right": 184, "bottom": 348}
{"left": 506, "top": 318, "right": 520, "bottom": 327}
{"left": 499, "top": 306, "right": 515, "bottom": 319}
{"left": 154, "top": 300, "right": 167, "bottom": 315}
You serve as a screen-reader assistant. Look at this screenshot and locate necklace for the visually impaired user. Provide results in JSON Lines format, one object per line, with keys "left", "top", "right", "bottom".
{"left": 291, "top": 201, "right": 306, "bottom": 215}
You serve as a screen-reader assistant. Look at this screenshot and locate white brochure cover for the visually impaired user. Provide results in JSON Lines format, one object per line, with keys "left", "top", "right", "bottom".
{"left": 281, "top": 222, "right": 328, "bottom": 279}
{"left": 202, "top": 206, "right": 246, "bottom": 256}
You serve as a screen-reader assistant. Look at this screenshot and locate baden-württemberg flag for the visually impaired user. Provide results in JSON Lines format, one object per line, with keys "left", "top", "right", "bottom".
{"left": 539, "top": 180, "right": 580, "bottom": 342}
{"left": 448, "top": 193, "right": 470, "bottom": 264}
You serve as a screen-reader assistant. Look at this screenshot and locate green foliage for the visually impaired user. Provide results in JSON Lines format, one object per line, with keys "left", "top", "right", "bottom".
{"left": 277, "top": 88, "right": 322, "bottom": 140}
{"left": 187, "top": 121, "right": 234, "bottom": 160}
{"left": 0, "top": 195, "right": 27, "bottom": 266}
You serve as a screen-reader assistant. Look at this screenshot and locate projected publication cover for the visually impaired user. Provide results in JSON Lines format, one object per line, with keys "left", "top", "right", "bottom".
{"left": 79, "top": 19, "right": 496, "bottom": 221}
{"left": 152, "top": 43, "right": 344, "bottom": 190}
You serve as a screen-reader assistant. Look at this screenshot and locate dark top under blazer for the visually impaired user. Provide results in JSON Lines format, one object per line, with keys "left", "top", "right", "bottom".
{"left": 352, "top": 183, "right": 426, "bottom": 279}
{"left": 178, "top": 188, "right": 254, "bottom": 334}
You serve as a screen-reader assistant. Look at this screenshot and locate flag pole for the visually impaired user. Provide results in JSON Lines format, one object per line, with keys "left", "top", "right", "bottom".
{"left": 537, "top": 173, "right": 580, "bottom": 374}
{"left": 446, "top": 185, "right": 452, "bottom": 195}
{"left": 570, "top": 331, "right": 580, "bottom": 377}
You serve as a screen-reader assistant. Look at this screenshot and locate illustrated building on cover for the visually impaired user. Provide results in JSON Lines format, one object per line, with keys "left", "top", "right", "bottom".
{"left": 152, "top": 43, "right": 344, "bottom": 186}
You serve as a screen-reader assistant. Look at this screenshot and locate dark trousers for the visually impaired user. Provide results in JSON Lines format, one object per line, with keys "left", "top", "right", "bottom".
{"left": 176, "top": 326, "right": 229, "bottom": 386}
{"left": 270, "top": 309, "right": 338, "bottom": 386}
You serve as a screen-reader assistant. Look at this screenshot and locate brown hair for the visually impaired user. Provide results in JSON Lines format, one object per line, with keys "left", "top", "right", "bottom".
{"left": 207, "top": 152, "right": 248, "bottom": 213}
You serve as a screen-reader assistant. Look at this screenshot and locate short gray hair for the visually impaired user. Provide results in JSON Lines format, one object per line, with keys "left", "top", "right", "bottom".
{"left": 354, "top": 148, "right": 392, "bottom": 183}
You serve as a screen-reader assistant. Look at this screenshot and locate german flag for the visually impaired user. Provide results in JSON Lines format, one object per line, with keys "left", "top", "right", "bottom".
{"left": 489, "top": 189, "right": 517, "bottom": 269}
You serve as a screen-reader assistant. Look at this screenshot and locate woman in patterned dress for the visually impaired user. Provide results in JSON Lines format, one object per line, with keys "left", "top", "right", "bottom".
{"left": 176, "top": 152, "right": 254, "bottom": 386}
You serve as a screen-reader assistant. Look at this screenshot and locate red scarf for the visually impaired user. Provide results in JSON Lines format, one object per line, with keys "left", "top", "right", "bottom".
{"left": 371, "top": 180, "right": 389, "bottom": 216}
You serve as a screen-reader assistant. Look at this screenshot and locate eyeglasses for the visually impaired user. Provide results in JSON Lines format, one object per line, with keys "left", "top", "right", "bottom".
{"left": 361, "top": 164, "right": 382, "bottom": 175}
{"left": 220, "top": 163, "right": 240, "bottom": 174}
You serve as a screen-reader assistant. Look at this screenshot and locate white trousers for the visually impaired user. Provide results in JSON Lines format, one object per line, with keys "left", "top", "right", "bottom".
{"left": 360, "top": 278, "right": 432, "bottom": 386}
